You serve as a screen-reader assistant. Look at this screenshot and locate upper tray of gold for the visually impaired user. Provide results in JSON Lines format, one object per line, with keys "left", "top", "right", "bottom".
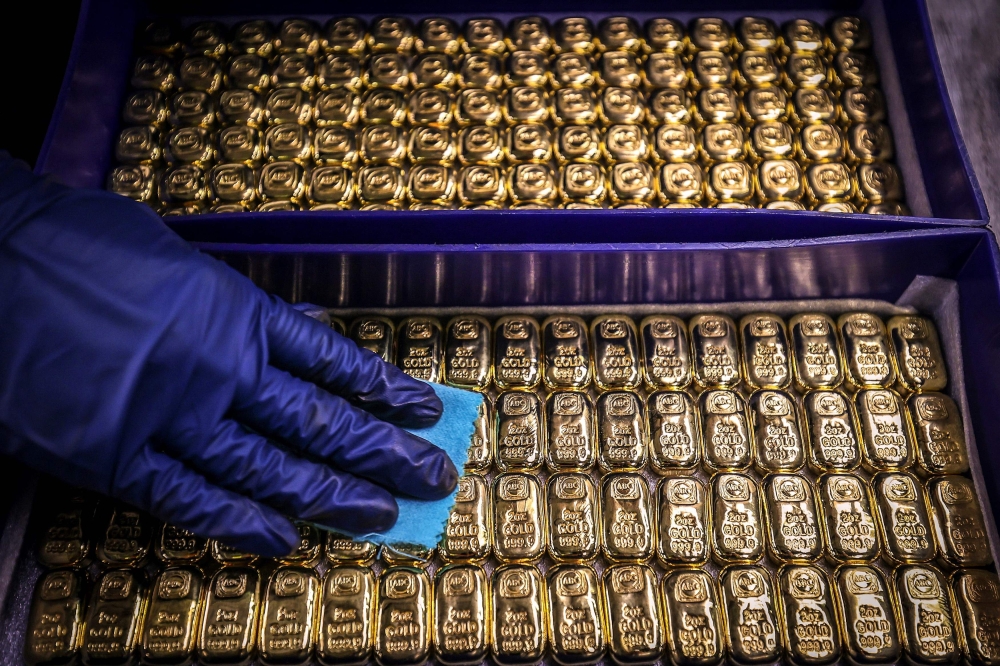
{"left": 107, "top": 16, "right": 909, "bottom": 215}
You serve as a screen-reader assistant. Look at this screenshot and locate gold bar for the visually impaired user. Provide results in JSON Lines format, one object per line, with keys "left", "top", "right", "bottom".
{"left": 838, "top": 313, "right": 896, "bottom": 389}
{"left": 495, "top": 391, "right": 544, "bottom": 472}
{"left": 433, "top": 565, "right": 489, "bottom": 665}
{"left": 719, "top": 566, "right": 780, "bottom": 666}
{"left": 546, "top": 565, "right": 605, "bottom": 665}
{"left": 700, "top": 390, "right": 752, "bottom": 472}
{"left": 210, "top": 541, "right": 257, "bottom": 565}
{"left": 259, "top": 567, "right": 318, "bottom": 666}
{"left": 602, "top": 564, "right": 661, "bottom": 665}
{"left": 711, "top": 472, "right": 764, "bottom": 564}
{"left": 378, "top": 544, "right": 436, "bottom": 569}
{"left": 440, "top": 474, "right": 491, "bottom": 563}
{"left": 952, "top": 569, "right": 1000, "bottom": 666}
{"left": 656, "top": 477, "right": 709, "bottom": 566}
{"left": 817, "top": 473, "right": 880, "bottom": 564}
{"left": 396, "top": 317, "right": 443, "bottom": 383}
{"left": 347, "top": 317, "right": 394, "bottom": 363}
{"left": 601, "top": 473, "right": 653, "bottom": 563}
{"left": 763, "top": 474, "right": 822, "bottom": 563}
{"left": 547, "top": 472, "right": 600, "bottom": 562}
{"left": 639, "top": 315, "right": 691, "bottom": 390}
{"left": 776, "top": 565, "right": 841, "bottom": 666}
{"left": 893, "top": 565, "right": 960, "bottom": 666}
{"left": 83, "top": 569, "right": 147, "bottom": 665}
{"left": 872, "top": 471, "right": 936, "bottom": 565}
{"left": 591, "top": 315, "right": 641, "bottom": 391}
{"left": 855, "top": 388, "right": 915, "bottom": 472}
{"left": 37, "top": 492, "right": 95, "bottom": 568}
{"left": 493, "top": 472, "right": 545, "bottom": 562}
{"left": 444, "top": 316, "right": 492, "bottom": 390}
{"left": 466, "top": 397, "right": 493, "bottom": 473}
{"left": 908, "top": 393, "right": 969, "bottom": 476}
{"left": 97, "top": 506, "right": 152, "bottom": 566}
{"left": 689, "top": 314, "right": 741, "bottom": 390}
{"left": 887, "top": 315, "right": 948, "bottom": 393}
{"left": 494, "top": 316, "right": 542, "bottom": 390}
{"left": 280, "top": 523, "right": 322, "bottom": 566}
{"left": 661, "top": 570, "right": 724, "bottom": 666}
{"left": 324, "top": 532, "right": 376, "bottom": 566}
{"left": 749, "top": 390, "right": 806, "bottom": 474}
{"left": 490, "top": 565, "right": 547, "bottom": 666}
{"left": 375, "top": 568, "right": 431, "bottom": 666}
{"left": 804, "top": 390, "right": 862, "bottom": 473}
{"left": 927, "top": 475, "right": 993, "bottom": 568}
{"left": 546, "top": 392, "right": 596, "bottom": 472}
{"left": 541, "top": 316, "right": 592, "bottom": 390}
{"left": 790, "top": 313, "right": 844, "bottom": 391}
{"left": 597, "top": 391, "right": 646, "bottom": 472}
{"left": 25, "top": 570, "right": 85, "bottom": 666}
{"left": 832, "top": 565, "right": 902, "bottom": 665}
{"left": 647, "top": 391, "right": 700, "bottom": 472}
{"left": 197, "top": 567, "right": 260, "bottom": 665}
{"left": 740, "top": 314, "right": 792, "bottom": 390}
{"left": 317, "top": 566, "right": 374, "bottom": 666}
{"left": 141, "top": 567, "right": 203, "bottom": 664}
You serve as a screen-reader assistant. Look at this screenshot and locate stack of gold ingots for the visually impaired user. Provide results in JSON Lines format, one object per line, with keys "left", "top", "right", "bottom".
{"left": 106, "top": 15, "right": 909, "bottom": 214}
{"left": 27, "top": 310, "right": 993, "bottom": 666}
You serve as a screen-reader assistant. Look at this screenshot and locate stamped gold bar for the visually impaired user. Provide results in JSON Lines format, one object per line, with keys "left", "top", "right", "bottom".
{"left": 657, "top": 477, "right": 709, "bottom": 566}
{"left": 888, "top": 316, "right": 948, "bottom": 393}
{"left": 739, "top": 314, "right": 791, "bottom": 390}
{"left": 763, "top": 474, "right": 822, "bottom": 562}
{"left": 491, "top": 565, "right": 546, "bottom": 666}
{"left": 441, "top": 475, "right": 491, "bottom": 562}
{"left": 465, "top": 397, "right": 493, "bottom": 472}
{"left": 25, "top": 570, "right": 85, "bottom": 666}
{"left": 833, "top": 565, "right": 901, "bottom": 666}
{"left": 141, "top": 567, "right": 203, "bottom": 664}
{"left": 379, "top": 543, "right": 436, "bottom": 569}
{"left": 893, "top": 565, "right": 959, "bottom": 666}
{"left": 259, "top": 567, "right": 318, "bottom": 666}
{"left": 211, "top": 540, "right": 257, "bottom": 565}
{"left": 493, "top": 472, "right": 545, "bottom": 562}
{"left": 719, "top": 566, "right": 780, "bottom": 666}
{"left": 98, "top": 505, "right": 151, "bottom": 566}
{"left": 348, "top": 316, "right": 394, "bottom": 363}
{"left": 443, "top": 315, "right": 491, "bottom": 390}
{"left": 433, "top": 565, "right": 488, "bottom": 665}
{"left": 597, "top": 392, "right": 646, "bottom": 472}
{"left": 37, "top": 492, "right": 95, "bottom": 568}
{"left": 83, "top": 569, "right": 147, "bottom": 665}
{"left": 908, "top": 393, "right": 969, "bottom": 476}
{"left": 546, "top": 392, "right": 596, "bottom": 472}
{"left": 602, "top": 564, "right": 661, "bottom": 665}
{"left": 155, "top": 524, "right": 207, "bottom": 563}
{"left": 661, "top": 569, "right": 724, "bottom": 666}
{"left": 750, "top": 390, "right": 806, "bottom": 473}
{"left": 872, "top": 471, "right": 935, "bottom": 565}
{"left": 644, "top": 18, "right": 685, "bottom": 52}
{"left": 690, "top": 314, "right": 740, "bottom": 389}
{"left": 395, "top": 317, "right": 443, "bottom": 382}
{"left": 553, "top": 17, "right": 595, "bottom": 54}
{"left": 316, "top": 566, "right": 374, "bottom": 666}
{"left": 647, "top": 391, "right": 700, "bottom": 472}
{"left": 540, "top": 316, "right": 590, "bottom": 390}
{"left": 547, "top": 472, "right": 600, "bottom": 562}
{"left": 805, "top": 390, "right": 862, "bottom": 472}
{"left": 777, "top": 565, "right": 841, "bottom": 666}
{"left": 282, "top": 523, "right": 322, "bottom": 566}
{"left": 590, "top": 315, "right": 640, "bottom": 390}
{"left": 700, "top": 390, "right": 752, "bottom": 471}
{"left": 325, "top": 532, "right": 376, "bottom": 566}
{"left": 737, "top": 16, "right": 781, "bottom": 51}
{"left": 375, "top": 568, "right": 430, "bottom": 666}
{"left": 494, "top": 316, "right": 541, "bottom": 390}
{"left": 927, "top": 475, "right": 992, "bottom": 568}
{"left": 818, "top": 473, "right": 879, "bottom": 563}
{"left": 952, "top": 569, "right": 1000, "bottom": 666}
{"left": 546, "top": 565, "right": 605, "bottom": 665}
{"left": 639, "top": 315, "right": 690, "bottom": 390}
{"left": 838, "top": 313, "right": 895, "bottom": 389}
{"left": 855, "top": 388, "right": 915, "bottom": 471}
{"left": 790, "top": 313, "right": 844, "bottom": 391}
{"left": 197, "top": 567, "right": 260, "bottom": 665}
{"left": 712, "top": 472, "right": 764, "bottom": 564}
{"left": 602, "top": 473, "right": 653, "bottom": 563}
{"left": 496, "top": 391, "right": 544, "bottom": 472}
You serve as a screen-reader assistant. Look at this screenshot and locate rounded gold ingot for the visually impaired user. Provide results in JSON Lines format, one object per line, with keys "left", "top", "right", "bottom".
{"left": 553, "top": 17, "right": 596, "bottom": 55}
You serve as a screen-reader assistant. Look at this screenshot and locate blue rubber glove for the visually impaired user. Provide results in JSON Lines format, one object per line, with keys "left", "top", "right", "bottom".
{"left": 0, "top": 154, "right": 458, "bottom": 556}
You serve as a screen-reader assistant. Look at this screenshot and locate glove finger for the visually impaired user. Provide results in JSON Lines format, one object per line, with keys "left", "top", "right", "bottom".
{"left": 163, "top": 419, "right": 399, "bottom": 535}
{"left": 115, "top": 446, "right": 299, "bottom": 557}
{"left": 261, "top": 296, "right": 442, "bottom": 427}
{"left": 232, "top": 365, "right": 458, "bottom": 500}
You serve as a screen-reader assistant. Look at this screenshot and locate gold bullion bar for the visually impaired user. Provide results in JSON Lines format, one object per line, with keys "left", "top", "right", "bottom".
{"left": 280, "top": 523, "right": 322, "bottom": 566}
{"left": 494, "top": 316, "right": 542, "bottom": 390}
{"left": 493, "top": 472, "right": 545, "bottom": 562}
{"left": 141, "top": 566, "right": 203, "bottom": 664}
{"left": 700, "top": 389, "right": 752, "bottom": 472}
{"left": 375, "top": 568, "right": 430, "bottom": 666}
{"left": 591, "top": 315, "right": 641, "bottom": 391}
{"left": 496, "top": 390, "right": 544, "bottom": 472}
{"left": 712, "top": 472, "right": 764, "bottom": 564}
{"left": 546, "top": 565, "right": 605, "bottom": 665}
{"left": 602, "top": 564, "right": 662, "bottom": 665}
{"left": 639, "top": 315, "right": 692, "bottom": 390}
{"left": 952, "top": 569, "right": 1000, "bottom": 666}
{"left": 888, "top": 315, "right": 948, "bottom": 393}
{"left": 689, "top": 314, "right": 741, "bottom": 389}
{"left": 38, "top": 492, "right": 95, "bottom": 568}
{"left": 466, "top": 397, "right": 493, "bottom": 472}
{"left": 259, "top": 567, "right": 318, "bottom": 666}
{"left": 763, "top": 474, "right": 822, "bottom": 563}
{"left": 927, "top": 475, "right": 993, "bottom": 568}
{"left": 908, "top": 393, "right": 970, "bottom": 476}
{"left": 198, "top": 567, "right": 260, "bottom": 665}
{"left": 647, "top": 391, "right": 701, "bottom": 473}
{"left": 893, "top": 565, "right": 959, "bottom": 666}
{"left": 657, "top": 477, "right": 709, "bottom": 566}
{"left": 396, "top": 317, "right": 443, "bottom": 383}
{"left": 817, "top": 473, "right": 880, "bottom": 564}
{"left": 97, "top": 505, "right": 151, "bottom": 566}
{"left": 348, "top": 317, "right": 394, "bottom": 363}
{"left": 440, "top": 474, "right": 491, "bottom": 562}
{"left": 317, "top": 566, "right": 374, "bottom": 666}
{"left": 210, "top": 541, "right": 257, "bottom": 565}
{"left": 719, "top": 566, "right": 780, "bottom": 666}
{"left": 805, "top": 390, "right": 863, "bottom": 472}
{"left": 547, "top": 472, "right": 600, "bottom": 562}
{"left": 661, "top": 570, "right": 724, "bottom": 666}
{"left": 833, "top": 565, "right": 902, "bottom": 665}
{"left": 740, "top": 313, "right": 792, "bottom": 390}
{"left": 444, "top": 315, "right": 492, "bottom": 390}
{"left": 872, "top": 471, "right": 936, "bottom": 565}
{"left": 325, "top": 532, "right": 376, "bottom": 566}
{"left": 777, "top": 565, "right": 842, "bottom": 666}
{"left": 491, "top": 565, "right": 547, "bottom": 666}
{"left": 379, "top": 543, "right": 436, "bottom": 569}
{"left": 83, "top": 569, "right": 147, "bottom": 665}
{"left": 602, "top": 473, "right": 654, "bottom": 563}
{"left": 856, "top": 388, "right": 915, "bottom": 471}
{"left": 749, "top": 390, "right": 806, "bottom": 474}
{"left": 790, "top": 313, "right": 845, "bottom": 391}
{"left": 434, "top": 564, "right": 489, "bottom": 665}
{"left": 542, "top": 315, "right": 592, "bottom": 390}
{"left": 597, "top": 391, "right": 646, "bottom": 472}
{"left": 546, "top": 392, "right": 596, "bottom": 472}
{"left": 838, "top": 313, "right": 896, "bottom": 389}
{"left": 25, "top": 570, "right": 85, "bottom": 666}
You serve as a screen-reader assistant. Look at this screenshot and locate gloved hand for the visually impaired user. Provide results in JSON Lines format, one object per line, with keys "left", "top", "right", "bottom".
{"left": 0, "top": 153, "right": 457, "bottom": 556}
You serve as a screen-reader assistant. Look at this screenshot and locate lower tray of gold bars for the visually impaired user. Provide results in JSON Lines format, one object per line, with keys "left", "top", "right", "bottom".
{"left": 25, "top": 306, "right": 998, "bottom": 666}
